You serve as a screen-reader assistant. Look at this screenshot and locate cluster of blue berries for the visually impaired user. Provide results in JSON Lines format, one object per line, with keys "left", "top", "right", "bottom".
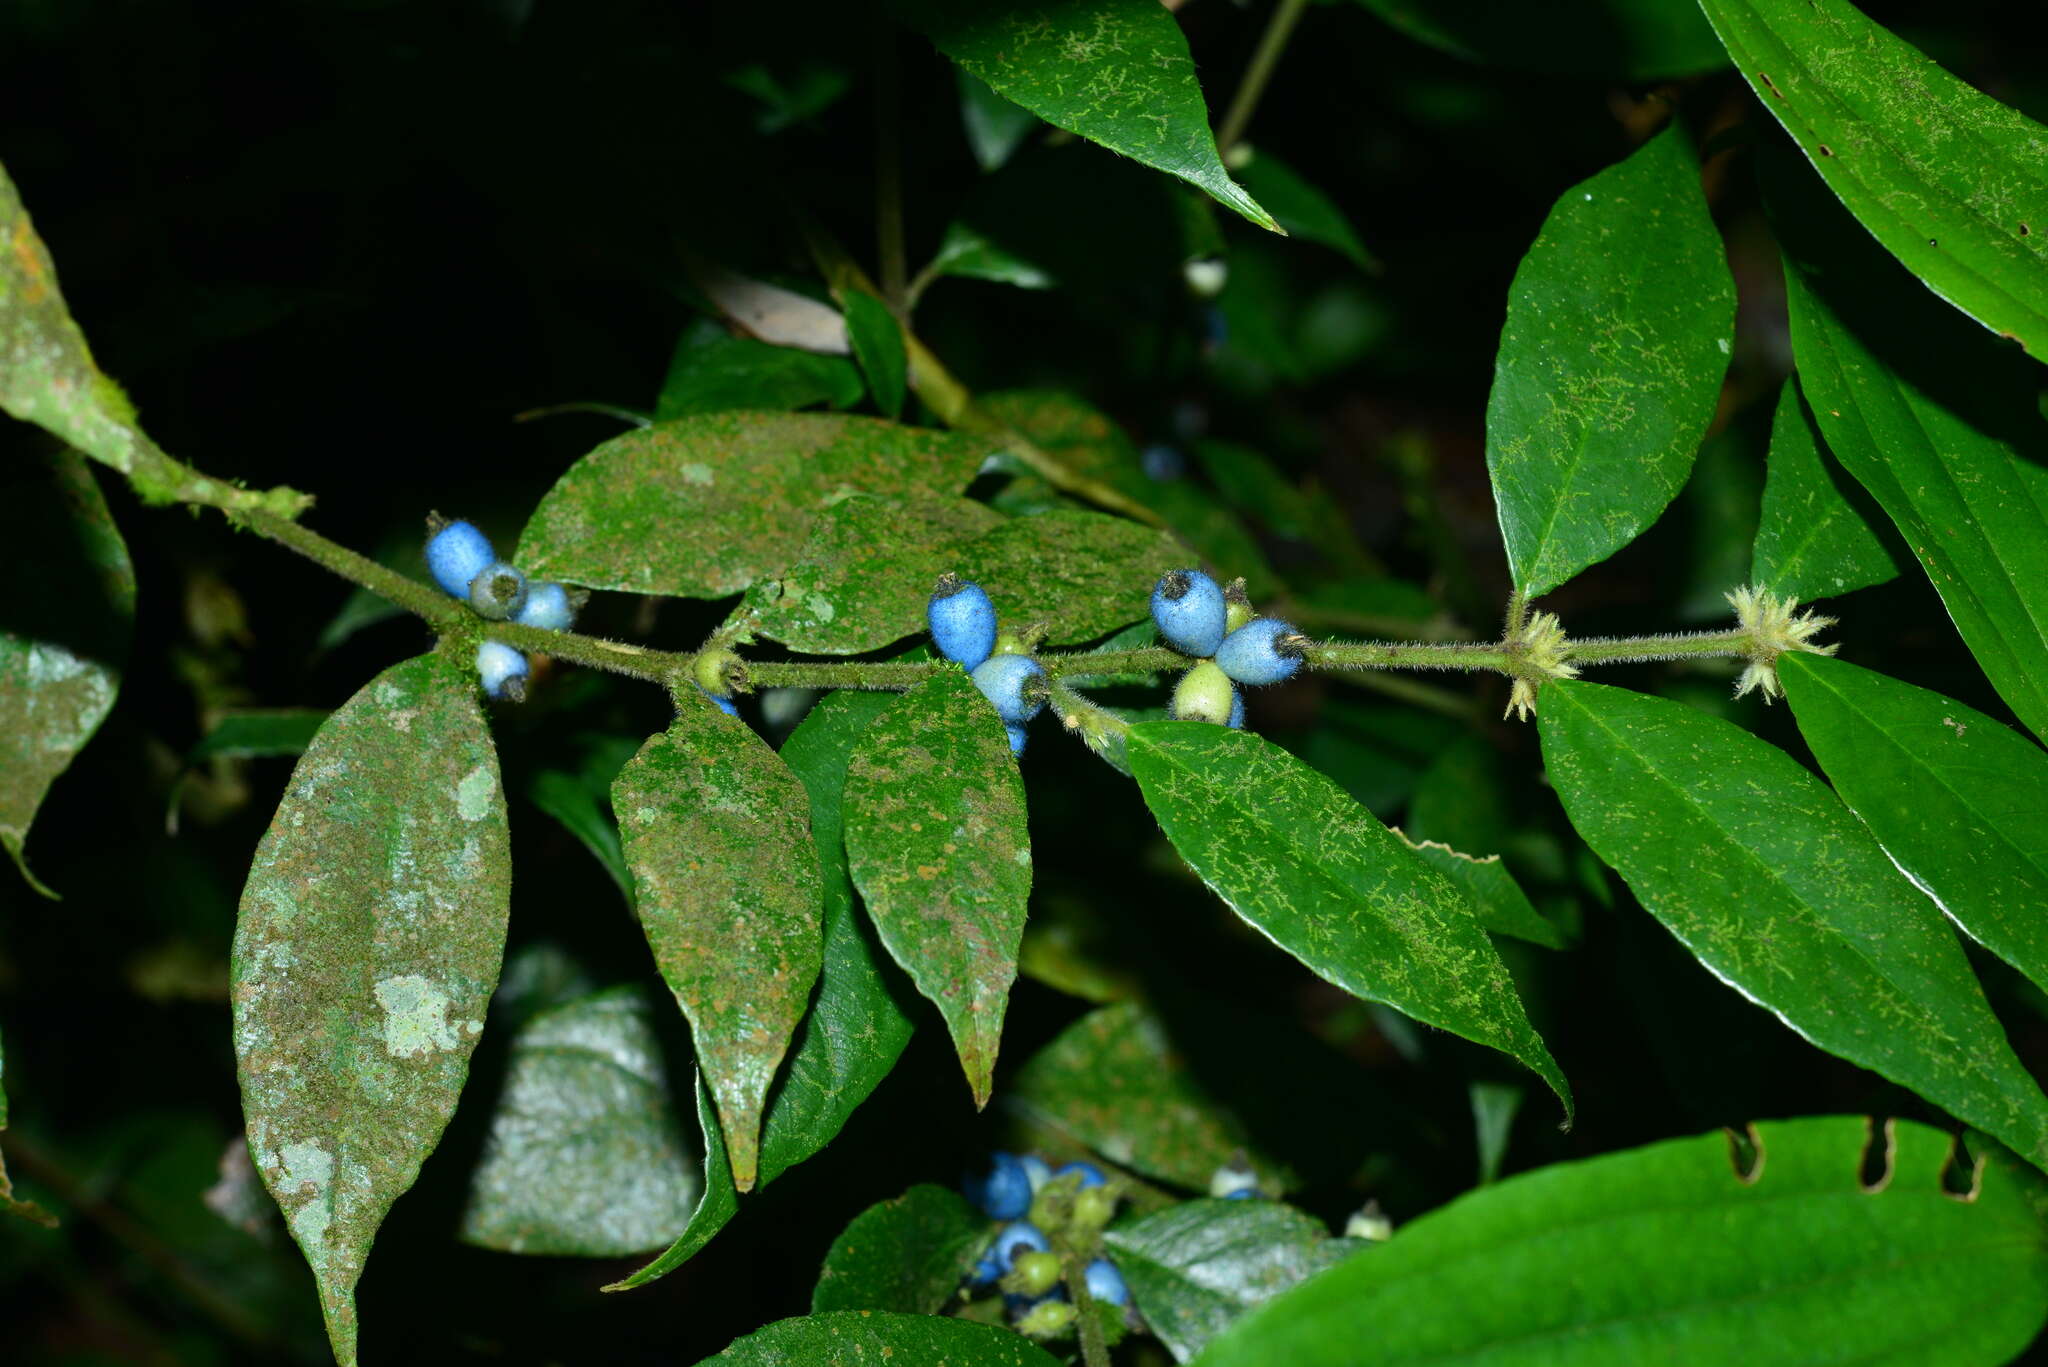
{"left": 1153, "top": 569, "right": 1306, "bottom": 726}
{"left": 426, "top": 517, "right": 578, "bottom": 701}
{"left": 929, "top": 576, "right": 1045, "bottom": 755}
{"left": 963, "top": 1152, "right": 1130, "bottom": 1339}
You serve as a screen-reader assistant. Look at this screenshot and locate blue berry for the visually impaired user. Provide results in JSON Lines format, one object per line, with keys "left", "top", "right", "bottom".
{"left": 993, "top": 1221, "right": 1050, "bottom": 1272}
{"left": 475, "top": 640, "right": 528, "bottom": 701}
{"left": 1224, "top": 1188, "right": 1258, "bottom": 1200}
{"left": 966, "top": 1153, "right": 1033, "bottom": 1221}
{"left": 1019, "top": 1155, "right": 1053, "bottom": 1192}
{"left": 469, "top": 562, "right": 530, "bottom": 621}
{"left": 1228, "top": 692, "right": 1245, "bottom": 729}
{"left": 697, "top": 685, "right": 740, "bottom": 718}
{"left": 515, "top": 581, "right": 575, "bottom": 631}
{"left": 1006, "top": 722, "right": 1028, "bottom": 755}
{"left": 1151, "top": 569, "right": 1228, "bottom": 657}
{"left": 972, "top": 654, "right": 1046, "bottom": 725}
{"left": 1083, "top": 1258, "right": 1128, "bottom": 1307}
{"left": 1215, "top": 618, "right": 1305, "bottom": 686}
{"left": 427, "top": 519, "right": 494, "bottom": 599}
{"left": 972, "top": 1248, "right": 1003, "bottom": 1286}
{"left": 929, "top": 575, "right": 997, "bottom": 670}
{"left": 1210, "top": 1160, "right": 1260, "bottom": 1198}
{"left": 1055, "top": 1161, "right": 1107, "bottom": 1189}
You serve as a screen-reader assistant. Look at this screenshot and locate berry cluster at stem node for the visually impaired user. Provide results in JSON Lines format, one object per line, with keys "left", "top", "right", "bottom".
{"left": 930, "top": 576, "right": 1045, "bottom": 755}
{"left": 962, "top": 1150, "right": 1130, "bottom": 1340}
{"left": 1149, "top": 569, "right": 1303, "bottom": 735}
{"left": 425, "top": 516, "right": 579, "bottom": 699}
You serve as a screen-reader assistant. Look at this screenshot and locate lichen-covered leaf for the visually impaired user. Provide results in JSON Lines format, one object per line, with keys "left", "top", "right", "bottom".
{"left": 1539, "top": 680, "right": 2048, "bottom": 1169}
{"left": 459, "top": 987, "right": 699, "bottom": 1257}
{"left": 1105, "top": 1199, "right": 1363, "bottom": 1363}
{"left": 697, "top": 1311, "right": 1063, "bottom": 1367}
{"left": 614, "top": 693, "right": 824, "bottom": 1191}
{"left": 1197, "top": 1117, "right": 2048, "bottom": 1367}
{"left": 811, "top": 1184, "right": 986, "bottom": 1314}
{"left": 0, "top": 449, "right": 132, "bottom": 893}
{"left": 232, "top": 651, "right": 511, "bottom": 1366}
{"left": 1398, "top": 836, "right": 1565, "bottom": 951}
{"left": 1486, "top": 124, "right": 1735, "bottom": 599}
{"left": 1749, "top": 377, "right": 1902, "bottom": 602}
{"left": 750, "top": 493, "right": 1005, "bottom": 654}
{"left": 895, "top": 0, "right": 1276, "bottom": 232}
{"left": 843, "top": 670, "right": 1031, "bottom": 1106}
{"left": 956, "top": 510, "right": 1185, "bottom": 646}
{"left": 516, "top": 411, "right": 990, "bottom": 597}
{"left": 1127, "top": 722, "right": 1570, "bottom": 1118}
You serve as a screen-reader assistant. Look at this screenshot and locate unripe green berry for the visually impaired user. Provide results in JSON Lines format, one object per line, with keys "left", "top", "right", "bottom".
{"left": 1015, "top": 1300, "right": 1077, "bottom": 1338}
{"left": 1171, "top": 660, "right": 1236, "bottom": 725}
{"left": 694, "top": 646, "right": 745, "bottom": 699}
{"left": 1008, "top": 1249, "right": 1062, "bottom": 1299}
{"left": 1070, "top": 1184, "right": 1117, "bottom": 1232}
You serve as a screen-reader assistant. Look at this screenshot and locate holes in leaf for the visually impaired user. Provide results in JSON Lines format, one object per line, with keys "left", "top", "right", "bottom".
{"left": 1817, "top": 144, "right": 1835, "bottom": 157}
{"left": 1941, "top": 1133, "right": 1985, "bottom": 1203}
{"left": 2021, "top": 223, "right": 2032, "bottom": 237}
{"left": 1725, "top": 1124, "right": 1765, "bottom": 1184}
{"left": 1758, "top": 72, "right": 1785, "bottom": 99}
{"left": 1858, "top": 1117, "right": 1896, "bottom": 1192}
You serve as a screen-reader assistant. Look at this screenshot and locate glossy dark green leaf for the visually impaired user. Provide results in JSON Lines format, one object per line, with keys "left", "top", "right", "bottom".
{"left": 1127, "top": 722, "right": 1570, "bottom": 1117}
{"left": 1673, "top": 422, "right": 1764, "bottom": 622}
{"left": 956, "top": 510, "right": 1185, "bottom": 646}
{"left": 525, "top": 732, "right": 639, "bottom": 906}
{"left": 517, "top": 412, "right": 989, "bottom": 597}
{"left": 1404, "top": 734, "right": 1508, "bottom": 856}
{"left": 843, "top": 670, "right": 1031, "bottom": 1106}
{"left": 459, "top": 988, "right": 698, "bottom": 1257}
{"left": 655, "top": 326, "right": 864, "bottom": 421}
{"left": 1400, "top": 838, "right": 1564, "bottom": 951}
{"left": 1749, "top": 377, "right": 1901, "bottom": 602}
{"left": 1486, "top": 125, "right": 1735, "bottom": 599}
{"left": 614, "top": 694, "right": 824, "bottom": 1190}
{"left": 1470, "top": 1082, "right": 1522, "bottom": 1184}
{"left": 749, "top": 493, "right": 1004, "bottom": 655}
{"left": 697, "top": 1311, "right": 1062, "bottom": 1367}
{"left": 603, "top": 1074, "right": 739, "bottom": 1292}
{"left": 1233, "top": 151, "right": 1378, "bottom": 273}
{"left": 840, "top": 291, "right": 907, "bottom": 420}
{"left": 1347, "top": 0, "right": 1727, "bottom": 79}
{"left": 1538, "top": 680, "right": 2048, "bottom": 1167}
{"left": 1010, "top": 1002, "right": 1294, "bottom": 1194}
{"left": 232, "top": 652, "right": 511, "bottom": 1365}
{"left": 1701, "top": 0, "right": 2048, "bottom": 362}
{"left": 896, "top": 0, "right": 1276, "bottom": 232}
{"left": 959, "top": 69, "right": 1040, "bottom": 172}
{"left": 1781, "top": 654, "right": 2048, "bottom": 1005}
{"left": 1105, "top": 1199, "right": 1362, "bottom": 1363}
{"left": 924, "top": 222, "right": 1055, "bottom": 292}
{"left": 187, "top": 709, "right": 328, "bottom": 763}
{"left": 1197, "top": 1116, "right": 2048, "bottom": 1367}
{"left": 1780, "top": 259, "right": 2048, "bottom": 744}
{"left": 0, "top": 450, "right": 133, "bottom": 894}
{"left": 811, "top": 1184, "right": 986, "bottom": 1314}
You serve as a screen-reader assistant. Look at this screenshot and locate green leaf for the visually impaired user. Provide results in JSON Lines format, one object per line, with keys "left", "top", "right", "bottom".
{"left": 1195, "top": 1116, "right": 2048, "bottom": 1367}
{"left": 959, "top": 70, "right": 1041, "bottom": 172}
{"left": 925, "top": 221, "right": 1055, "bottom": 292}
{"left": 655, "top": 325, "right": 864, "bottom": 421}
{"left": 1399, "top": 838, "right": 1565, "bottom": 951}
{"left": 844, "top": 670, "right": 1031, "bottom": 1106}
{"left": 1486, "top": 125, "right": 1735, "bottom": 599}
{"left": 696, "top": 1311, "right": 1063, "bottom": 1367}
{"left": 749, "top": 492, "right": 1005, "bottom": 655}
{"left": 1537, "top": 680, "right": 2048, "bottom": 1168}
{"left": 603, "top": 1073, "right": 739, "bottom": 1292}
{"left": 0, "top": 449, "right": 133, "bottom": 895}
{"left": 1232, "top": 151, "right": 1378, "bottom": 273}
{"left": 1127, "top": 722, "right": 1570, "bottom": 1118}
{"left": 1346, "top": 0, "right": 1728, "bottom": 79}
{"left": 840, "top": 291, "right": 907, "bottom": 420}
{"left": 459, "top": 987, "right": 699, "bottom": 1257}
{"left": 232, "top": 652, "right": 511, "bottom": 1366}
{"left": 956, "top": 510, "right": 1186, "bottom": 646}
{"left": 1777, "top": 237, "right": 2048, "bottom": 744}
{"left": 896, "top": 0, "right": 1277, "bottom": 232}
{"left": 1404, "top": 734, "right": 1509, "bottom": 855}
{"left": 186, "top": 709, "right": 328, "bottom": 763}
{"left": 811, "top": 1184, "right": 986, "bottom": 1314}
{"left": 525, "top": 733, "right": 639, "bottom": 907}
{"left": 1104, "top": 1199, "right": 1363, "bottom": 1363}
{"left": 1780, "top": 654, "right": 2048, "bottom": 1006}
{"left": 614, "top": 694, "right": 825, "bottom": 1190}
{"left": 1010, "top": 1002, "right": 1295, "bottom": 1194}
{"left": 1699, "top": 0, "right": 2048, "bottom": 362}
{"left": 1470, "top": 1081, "right": 1522, "bottom": 1184}
{"left": 517, "top": 412, "right": 989, "bottom": 597}
{"left": 1749, "top": 377, "right": 1902, "bottom": 602}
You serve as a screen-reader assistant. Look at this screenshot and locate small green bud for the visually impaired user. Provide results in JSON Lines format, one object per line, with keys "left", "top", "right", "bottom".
{"left": 1171, "top": 660, "right": 1237, "bottom": 725}
{"left": 1007, "top": 1249, "right": 1062, "bottom": 1299}
{"left": 1015, "top": 1300, "right": 1077, "bottom": 1338}
{"left": 694, "top": 646, "right": 745, "bottom": 698}
{"left": 1070, "top": 1184, "right": 1117, "bottom": 1232}
{"left": 1223, "top": 577, "right": 1255, "bottom": 634}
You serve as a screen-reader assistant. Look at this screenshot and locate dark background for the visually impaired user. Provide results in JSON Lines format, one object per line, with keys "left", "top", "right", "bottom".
{"left": 3, "top": 2, "right": 2045, "bottom": 1363}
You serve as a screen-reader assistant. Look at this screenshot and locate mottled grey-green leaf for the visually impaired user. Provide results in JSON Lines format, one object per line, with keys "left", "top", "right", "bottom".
{"left": 517, "top": 411, "right": 990, "bottom": 597}
{"left": 811, "top": 1183, "right": 986, "bottom": 1314}
{"left": 844, "top": 670, "right": 1031, "bottom": 1106}
{"left": 0, "top": 449, "right": 133, "bottom": 894}
{"left": 232, "top": 652, "right": 511, "bottom": 1367}
{"left": 896, "top": 0, "right": 1276, "bottom": 232}
{"left": 1749, "top": 377, "right": 1901, "bottom": 601}
{"left": 1538, "top": 680, "right": 2048, "bottom": 1168}
{"left": 697, "top": 1311, "right": 1063, "bottom": 1367}
{"left": 1127, "top": 722, "right": 1570, "bottom": 1118}
{"left": 750, "top": 493, "right": 1005, "bottom": 655}
{"left": 614, "top": 693, "right": 824, "bottom": 1191}
{"left": 1106, "top": 1199, "right": 1362, "bottom": 1363}
{"left": 459, "top": 987, "right": 699, "bottom": 1257}
{"left": 956, "top": 510, "right": 1184, "bottom": 646}
{"left": 1487, "top": 124, "right": 1735, "bottom": 599}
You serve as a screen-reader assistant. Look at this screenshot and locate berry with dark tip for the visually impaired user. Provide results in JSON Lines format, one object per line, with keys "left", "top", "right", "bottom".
{"left": 993, "top": 1220, "right": 1050, "bottom": 1272}
{"left": 972, "top": 654, "right": 1046, "bottom": 725}
{"left": 427, "top": 518, "right": 494, "bottom": 600}
{"left": 1215, "top": 617, "right": 1305, "bottom": 686}
{"left": 468, "top": 562, "right": 529, "bottom": 621}
{"left": 1151, "top": 569, "right": 1228, "bottom": 657}
{"left": 514, "top": 581, "right": 575, "bottom": 631}
{"left": 1084, "top": 1258, "right": 1129, "bottom": 1307}
{"left": 928, "top": 574, "right": 997, "bottom": 670}
{"left": 1171, "top": 660, "right": 1237, "bottom": 725}
{"left": 1210, "top": 1160, "right": 1260, "bottom": 1199}
{"left": 475, "top": 640, "right": 528, "bottom": 701}
{"left": 965, "top": 1152, "right": 1033, "bottom": 1221}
